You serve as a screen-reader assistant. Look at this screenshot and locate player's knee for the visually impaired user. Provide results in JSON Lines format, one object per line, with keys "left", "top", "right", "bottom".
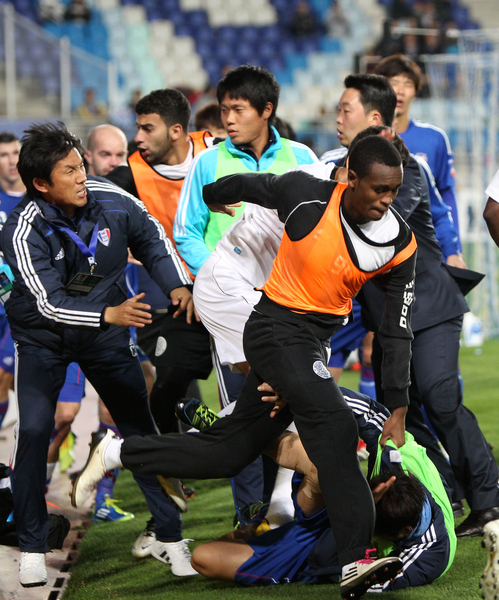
{"left": 190, "top": 544, "right": 212, "bottom": 577}
{"left": 54, "top": 402, "right": 80, "bottom": 429}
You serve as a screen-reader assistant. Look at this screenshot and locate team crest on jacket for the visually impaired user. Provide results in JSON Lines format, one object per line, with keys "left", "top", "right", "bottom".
{"left": 98, "top": 228, "right": 111, "bottom": 246}
{"left": 313, "top": 360, "right": 331, "bottom": 379}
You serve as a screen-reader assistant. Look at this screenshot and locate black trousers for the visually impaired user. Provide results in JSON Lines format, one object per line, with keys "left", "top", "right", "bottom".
{"left": 12, "top": 328, "right": 181, "bottom": 552}
{"left": 375, "top": 316, "right": 499, "bottom": 511}
{"left": 122, "top": 312, "right": 374, "bottom": 567}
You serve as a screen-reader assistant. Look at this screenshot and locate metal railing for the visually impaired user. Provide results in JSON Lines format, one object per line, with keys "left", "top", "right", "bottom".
{"left": 0, "top": 3, "right": 118, "bottom": 119}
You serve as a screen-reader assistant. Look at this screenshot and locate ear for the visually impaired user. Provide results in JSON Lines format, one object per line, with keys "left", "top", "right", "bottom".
{"left": 400, "top": 525, "right": 413, "bottom": 538}
{"left": 262, "top": 102, "right": 273, "bottom": 120}
{"left": 368, "top": 110, "right": 383, "bottom": 126}
{"left": 33, "top": 177, "right": 50, "bottom": 194}
{"left": 347, "top": 168, "right": 358, "bottom": 189}
{"left": 169, "top": 123, "right": 184, "bottom": 141}
{"left": 83, "top": 150, "right": 92, "bottom": 164}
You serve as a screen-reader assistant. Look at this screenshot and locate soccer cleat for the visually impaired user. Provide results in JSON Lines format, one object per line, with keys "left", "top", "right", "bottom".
{"left": 19, "top": 552, "right": 47, "bottom": 588}
{"left": 157, "top": 475, "right": 188, "bottom": 513}
{"left": 93, "top": 494, "right": 135, "bottom": 524}
{"left": 71, "top": 429, "right": 115, "bottom": 508}
{"left": 183, "top": 485, "right": 195, "bottom": 498}
{"left": 480, "top": 519, "right": 499, "bottom": 600}
{"left": 59, "top": 430, "right": 76, "bottom": 472}
{"left": 151, "top": 539, "right": 199, "bottom": 577}
{"left": 356, "top": 439, "right": 369, "bottom": 461}
{"left": 175, "top": 398, "right": 219, "bottom": 431}
{"left": 132, "top": 517, "right": 156, "bottom": 558}
{"left": 341, "top": 550, "right": 402, "bottom": 599}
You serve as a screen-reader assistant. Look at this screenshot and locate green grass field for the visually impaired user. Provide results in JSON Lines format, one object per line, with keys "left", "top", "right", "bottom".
{"left": 62, "top": 339, "right": 499, "bottom": 599}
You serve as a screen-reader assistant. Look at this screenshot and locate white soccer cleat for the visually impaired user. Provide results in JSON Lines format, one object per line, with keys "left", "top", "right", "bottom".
{"left": 480, "top": 519, "right": 499, "bottom": 600}
{"left": 132, "top": 518, "right": 157, "bottom": 558}
{"left": 71, "top": 429, "right": 115, "bottom": 508}
{"left": 151, "top": 539, "right": 199, "bottom": 577}
{"left": 341, "top": 550, "right": 402, "bottom": 599}
{"left": 19, "top": 552, "right": 47, "bottom": 588}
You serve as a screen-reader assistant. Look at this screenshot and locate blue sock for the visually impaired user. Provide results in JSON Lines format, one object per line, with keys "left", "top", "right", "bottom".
{"left": 359, "top": 366, "right": 377, "bottom": 400}
{"left": 0, "top": 399, "right": 8, "bottom": 428}
{"left": 95, "top": 468, "right": 120, "bottom": 505}
{"left": 99, "top": 421, "right": 121, "bottom": 437}
{"left": 49, "top": 427, "right": 59, "bottom": 446}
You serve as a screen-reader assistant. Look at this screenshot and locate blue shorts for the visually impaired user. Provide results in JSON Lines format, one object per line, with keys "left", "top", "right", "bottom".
{"left": 57, "top": 362, "right": 86, "bottom": 403}
{"left": 234, "top": 514, "right": 327, "bottom": 586}
{"left": 0, "top": 316, "right": 15, "bottom": 375}
{"left": 328, "top": 302, "right": 367, "bottom": 369}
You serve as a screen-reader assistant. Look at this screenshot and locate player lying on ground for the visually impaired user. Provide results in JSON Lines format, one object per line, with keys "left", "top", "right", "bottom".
{"left": 73, "top": 386, "right": 455, "bottom": 596}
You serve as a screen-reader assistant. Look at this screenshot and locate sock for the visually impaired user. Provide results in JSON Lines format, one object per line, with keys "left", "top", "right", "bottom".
{"left": 95, "top": 468, "right": 119, "bottom": 505}
{"left": 46, "top": 462, "right": 56, "bottom": 489}
{"left": 0, "top": 399, "right": 8, "bottom": 428}
{"left": 103, "top": 438, "right": 124, "bottom": 472}
{"left": 359, "top": 366, "right": 377, "bottom": 400}
{"left": 99, "top": 421, "right": 120, "bottom": 437}
{"left": 49, "top": 427, "right": 60, "bottom": 446}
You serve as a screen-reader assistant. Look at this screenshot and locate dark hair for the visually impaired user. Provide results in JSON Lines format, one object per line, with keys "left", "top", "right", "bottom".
{"left": 348, "top": 126, "right": 410, "bottom": 167}
{"left": 216, "top": 65, "right": 280, "bottom": 122}
{"left": 374, "top": 54, "right": 422, "bottom": 93}
{"left": 348, "top": 135, "right": 402, "bottom": 180}
{"left": 344, "top": 74, "right": 397, "bottom": 127}
{"left": 370, "top": 471, "right": 426, "bottom": 539}
{"left": 0, "top": 132, "right": 19, "bottom": 144}
{"left": 194, "top": 102, "right": 224, "bottom": 132}
{"left": 273, "top": 116, "right": 297, "bottom": 141}
{"left": 18, "top": 122, "right": 85, "bottom": 199}
{"left": 135, "top": 88, "right": 191, "bottom": 132}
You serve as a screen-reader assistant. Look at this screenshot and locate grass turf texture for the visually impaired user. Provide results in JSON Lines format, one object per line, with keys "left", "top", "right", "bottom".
{"left": 62, "top": 339, "right": 499, "bottom": 599}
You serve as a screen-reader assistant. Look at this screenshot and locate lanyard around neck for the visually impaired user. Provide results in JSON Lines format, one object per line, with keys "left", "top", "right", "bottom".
{"left": 53, "top": 223, "right": 100, "bottom": 274}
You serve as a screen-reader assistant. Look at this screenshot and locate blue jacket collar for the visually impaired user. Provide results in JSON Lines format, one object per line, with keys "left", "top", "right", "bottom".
{"left": 224, "top": 126, "right": 282, "bottom": 161}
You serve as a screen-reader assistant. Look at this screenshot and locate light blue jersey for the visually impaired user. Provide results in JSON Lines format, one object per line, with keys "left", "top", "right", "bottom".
{"left": 174, "top": 127, "right": 318, "bottom": 275}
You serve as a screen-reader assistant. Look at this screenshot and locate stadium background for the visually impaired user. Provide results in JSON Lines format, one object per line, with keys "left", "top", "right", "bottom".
{"left": 0, "top": 0, "right": 498, "bottom": 334}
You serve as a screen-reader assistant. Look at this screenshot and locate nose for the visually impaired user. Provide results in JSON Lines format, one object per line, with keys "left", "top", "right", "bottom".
{"left": 134, "top": 130, "right": 144, "bottom": 144}
{"left": 76, "top": 165, "right": 87, "bottom": 182}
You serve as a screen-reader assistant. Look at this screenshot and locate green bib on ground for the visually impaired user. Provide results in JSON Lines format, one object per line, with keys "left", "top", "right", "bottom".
{"left": 371, "top": 432, "right": 456, "bottom": 576}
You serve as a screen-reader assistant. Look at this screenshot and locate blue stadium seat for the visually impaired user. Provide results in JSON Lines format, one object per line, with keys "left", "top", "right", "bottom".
{"left": 193, "top": 27, "right": 214, "bottom": 44}
{"left": 320, "top": 37, "right": 342, "bottom": 53}
{"left": 273, "top": 68, "right": 294, "bottom": 86}
{"left": 239, "top": 26, "right": 259, "bottom": 44}
{"left": 286, "top": 52, "right": 307, "bottom": 71}
{"left": 260, "top": 25, "right": 280, "bottom": 44}
{"left": 188, "top": 10, "right": 208, "bottom": 29}
{"left": 217, "top": 26, "right": 238, "bottom": 44}
{"left": 43, "top": 75, "right": 60, "bottom": 94}
{"left": 146, "top": 7, "right": 163, "bottom": 20}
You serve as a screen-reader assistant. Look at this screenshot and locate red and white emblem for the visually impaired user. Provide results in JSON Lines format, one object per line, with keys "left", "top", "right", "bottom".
{"left": 97, "top": 228, "right": 111, "bottom": 246}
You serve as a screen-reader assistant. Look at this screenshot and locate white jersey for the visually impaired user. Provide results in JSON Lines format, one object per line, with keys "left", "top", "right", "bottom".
{"left": 213, "top": 162, "right": 336, "bottom": 287}
{"left": 486, "top": 168, "right": 499, "bottom": 202}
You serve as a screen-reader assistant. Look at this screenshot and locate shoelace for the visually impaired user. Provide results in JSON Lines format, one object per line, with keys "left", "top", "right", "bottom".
{"left": 358, "top": 548, "right": 378, "bottom": 564}
{"left": 178, "top": 539, "right": 194, "bottom": 558}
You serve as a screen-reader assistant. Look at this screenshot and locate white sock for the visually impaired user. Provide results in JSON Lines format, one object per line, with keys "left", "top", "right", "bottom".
{"left": 46, "top": 462, "right": 56, "bottom": 483}
{"left": 103, "top": 438, "right": 124, "bottom": 470}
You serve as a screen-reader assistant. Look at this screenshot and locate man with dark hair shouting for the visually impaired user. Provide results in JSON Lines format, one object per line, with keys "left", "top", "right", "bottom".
{"left": 1, "top": 122, "right": 196, "bottom": 587}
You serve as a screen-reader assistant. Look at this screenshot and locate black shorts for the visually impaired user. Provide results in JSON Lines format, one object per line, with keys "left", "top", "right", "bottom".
{"left": 137, "top": 306, "right": 212, "bottom": 379}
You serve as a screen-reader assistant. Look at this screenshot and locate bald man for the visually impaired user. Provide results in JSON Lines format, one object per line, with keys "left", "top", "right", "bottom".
{"left": 85, "top": 124, "right": 128, "bottom": 177}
